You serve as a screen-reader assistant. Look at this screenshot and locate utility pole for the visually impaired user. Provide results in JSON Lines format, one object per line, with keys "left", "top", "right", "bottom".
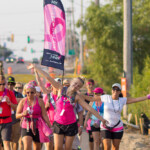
{"left": 123, "top": 0, "right": 133, "bottom": 118}
{"left": 71, "top": 0, "right": 77, "bottom": 58}
{"left": 66, "top": 8, "right": 72, "bottom": 58}
{"left": 95, "top": 0, "right": 99, "bottom": 6}
{"left": 80, "top": 0, "right": 84, "bottom": 73}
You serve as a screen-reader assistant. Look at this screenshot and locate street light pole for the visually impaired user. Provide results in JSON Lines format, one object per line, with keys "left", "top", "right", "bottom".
{"left": 123, "top": 0, "right": 133, "bottom": 118}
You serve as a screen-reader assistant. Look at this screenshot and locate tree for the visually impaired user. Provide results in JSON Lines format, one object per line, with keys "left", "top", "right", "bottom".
{"left": 0, "top": 46, "right": 13, "bottom": 60}
{"left": 77, "top": 2, "right": 123, "bottom": 92}
{"left": 77, "top": 0, "right": 150, "bottom": 92}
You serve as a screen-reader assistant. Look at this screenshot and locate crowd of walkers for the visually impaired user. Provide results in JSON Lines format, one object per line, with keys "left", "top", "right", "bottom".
{"left": 0, "top": 62, "right": 150, "bottom": 150}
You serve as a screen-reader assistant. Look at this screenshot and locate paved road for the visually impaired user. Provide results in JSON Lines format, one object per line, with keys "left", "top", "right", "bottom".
{"left": 3, "top": 61, "right": 31, "bottom": 74}
{"left": 41, "top": 131, "right": 89, "bottom": 150}
{"left": 3, "top": 61, "right": 74, "bottom": 75}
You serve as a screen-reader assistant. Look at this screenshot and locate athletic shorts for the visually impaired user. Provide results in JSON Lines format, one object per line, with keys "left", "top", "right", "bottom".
{"left": 21, "top": 128, "right": 40, "bottom": 142}
{"left": 101, "top": 130, "right": 123, "bottom": 140}
{"left": 91, "top": 126, "right": 100, "bottom": 132}
{"left": 88, "top": 131, "right": 93, "bottom": 142}
{"left": 53, "top": 121, "right": 78, "bottom": 136}
{"left": 0, "top": 122, "right": 12, "bottom": 141}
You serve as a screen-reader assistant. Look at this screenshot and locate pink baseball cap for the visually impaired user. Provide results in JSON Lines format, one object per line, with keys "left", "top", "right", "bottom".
{"left": 93, "top": 87, "right": 104, "bottom": 94}
{"left": 45, "top": 82, "right": 51, "bottom": 88}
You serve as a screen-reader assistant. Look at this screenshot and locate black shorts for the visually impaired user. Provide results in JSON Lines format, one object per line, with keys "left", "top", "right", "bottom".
{"left": 0, "top": 122, "right": 12, "bottom": 141}
{"left": 21, "top": 128, "right": 40, "bottom": 142}
{"left": 53, "top": 121, "right": 78, "bottom": 136}
{"left": 91, "top": 126, "right": 100, "bottom": 132}
{"left": 101, "top": 130, "right": 123, "bottom": 140}
{"left": 88, "top": 130, "right": 93, "bottom": 142}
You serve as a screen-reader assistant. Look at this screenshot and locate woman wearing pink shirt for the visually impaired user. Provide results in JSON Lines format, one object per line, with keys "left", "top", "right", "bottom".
{"left": 27, "top": 64, "right": 107, "bottom": 150}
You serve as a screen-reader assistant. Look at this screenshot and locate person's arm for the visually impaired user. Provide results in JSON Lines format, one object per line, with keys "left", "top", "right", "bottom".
{"left": 27, "top": 64, "right": 62, "bottom": 90}
{"left": 76, "top": 95, "right": 107, "bottom": 126}
{"left": 84, "top": 102, "right": 92, "bottom": 128}
{"left": 5, "top": 96, "right": 17, "bottom": 110}
{"left": 81, "top": 94, "right": 101, "bottom": 102}
{"left": 34, "top": 70, "right": 49, "bottom": 94}
{"left": 78, "top": 110, "right": 83, "bottom": 135}
{"left": 84, "top": 111, "right": 91, "bottom": 129}
{"left": 16, "top": 98, "right": 28, "bottom": 119}
{"left": 127, "top": 96, "right": 148, "bottom": 104}
{"left": 39, "top": 99, "right": 51, "bottom": 128}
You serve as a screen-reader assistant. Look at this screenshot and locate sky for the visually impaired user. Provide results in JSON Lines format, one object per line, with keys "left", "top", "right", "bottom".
{"left": 0, "top": 0, "right": 105, "bottom": 60}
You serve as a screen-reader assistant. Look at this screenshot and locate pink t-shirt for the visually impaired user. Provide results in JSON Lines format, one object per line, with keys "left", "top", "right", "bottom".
{"left": 54, "top": 96, "right": 76, "bottom": 125}
{"left": 43, "top": 93, "right": 57, "bottom": 125}
{"left": 21, "top": 98, "right": 42, "bottom": 129}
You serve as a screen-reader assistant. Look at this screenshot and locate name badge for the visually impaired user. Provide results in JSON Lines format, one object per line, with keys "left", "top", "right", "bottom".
{"left": 11, "top": 109, "right": 15, "bottom": 114}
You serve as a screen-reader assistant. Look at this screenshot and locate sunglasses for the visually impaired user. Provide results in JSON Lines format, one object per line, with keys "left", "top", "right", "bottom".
{"left": 112, "top": 87, "right": 120, "bottom": 91}
{"left": 8, "top": 83, "right": 15, "bottom": 86}
{"left": 94, "top": 92, "right": 101, "bottom": 95}
{"left": 26, "top": 92, "right": 35, "bottom": 95}
{"left": 0, "top": 83, "right": 5, "bottom": 86}
{"left": 15, "top": 87, "right": 23, "bottom": 89}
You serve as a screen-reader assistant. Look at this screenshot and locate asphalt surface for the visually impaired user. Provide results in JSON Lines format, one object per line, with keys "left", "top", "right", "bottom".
{"left": 41, "top": 131, "right": 89, "bottom": 150}
{"left": 3, "top": 61, "right": 33, "bottom": 74}
{"left": 3, "top": 61, "right": 74, "bottom": 75}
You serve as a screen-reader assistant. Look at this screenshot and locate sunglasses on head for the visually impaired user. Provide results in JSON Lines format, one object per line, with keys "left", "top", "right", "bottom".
{"left": 112, "top": 87, "right": 120, "bottom": 91}
{"left": 15, "top": 87, "right": 22, "bottom": 89}
{"left": 26, "top": 91, "right": 35, "bottom": 95}
{"left": 0, "top": 83, "right": 5, "bottom": 86}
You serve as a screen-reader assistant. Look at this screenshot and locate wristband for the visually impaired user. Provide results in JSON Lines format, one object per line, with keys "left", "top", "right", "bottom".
{"left": 147, "top": 94, "right": 150, "bottom": 99}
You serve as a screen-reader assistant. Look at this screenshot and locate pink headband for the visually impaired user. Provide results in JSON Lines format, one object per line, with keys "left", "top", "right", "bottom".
{"left": 87, "top": 82, "right": 94, "bottom": 85}
{"left": 26, "top": 83, "right": 35, "bottom": 89}
{"left": 29, "top": 80, "right": 37, "bottom": 87}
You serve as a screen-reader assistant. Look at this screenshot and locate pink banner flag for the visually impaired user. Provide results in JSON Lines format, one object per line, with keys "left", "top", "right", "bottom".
{"left": 41, "top": 0, "right": 66, "bottom": 70}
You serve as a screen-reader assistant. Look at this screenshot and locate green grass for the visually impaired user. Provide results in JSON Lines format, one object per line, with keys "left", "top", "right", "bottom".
{"left": 5, "top": 74, "right": 35, "bottom": 84}
{"left": 5, "top": 73, "right": 88, "bottom": 84}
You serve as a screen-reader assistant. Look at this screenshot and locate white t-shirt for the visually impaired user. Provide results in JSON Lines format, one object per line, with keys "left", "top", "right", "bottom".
{"left": 100, "top": 95, "right": 127, "bottom": 127}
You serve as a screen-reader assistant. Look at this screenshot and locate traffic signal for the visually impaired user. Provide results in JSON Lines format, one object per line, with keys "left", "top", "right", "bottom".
{"left": 27, "top": 36, "right": 30, "bottom": 43}
{"left": 31, "top": 48, "right": 35, "bottom": 53}
{"left": 11, "top": 34, "right": 14, "bottom": 42}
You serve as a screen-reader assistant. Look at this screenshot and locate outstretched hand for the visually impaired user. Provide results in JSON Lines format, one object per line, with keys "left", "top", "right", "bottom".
{"left": 27, "top": 63, "right": 35, "bottom": 70}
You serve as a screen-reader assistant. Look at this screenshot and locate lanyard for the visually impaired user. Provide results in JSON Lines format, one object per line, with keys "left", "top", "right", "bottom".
{"left": 62, "top": 97, "right": 69, "bottom": 106}
{"left": 96, "top": 101, "right": 102, "bottom": 113}
{"left": 48, "top": 93, "right": 56, "bottom": 109}
{"left": 27, "top": 97, "right": 35, "bottom": 115}
{"left": 0, "top": 88, "right": 7, "bottom": 103}
{"left": 2, "top": 88, "right": 7, "bottom": 98}
{"left": 111, "top": 98, "right": 120, "bottom": 113}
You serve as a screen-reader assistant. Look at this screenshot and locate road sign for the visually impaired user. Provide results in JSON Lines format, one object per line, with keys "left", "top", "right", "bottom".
{"left": 68, "top": 49, "right": 75, "bottom": 55}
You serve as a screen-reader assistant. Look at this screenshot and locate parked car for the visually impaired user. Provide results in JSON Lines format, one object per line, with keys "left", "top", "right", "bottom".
{"left": 16, "top": 57, "right": 24, "bottom": 63}
{"left": 32, "top": 58, "right": 39, "bottom": 64}
{"left": 5, "top": 57, "right": 15, "bottom": 63}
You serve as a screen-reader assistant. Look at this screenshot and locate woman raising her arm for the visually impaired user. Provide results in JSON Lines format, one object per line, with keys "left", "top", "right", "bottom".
{"left": 27, "top": 64, "right": 107, "bottom": 150}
